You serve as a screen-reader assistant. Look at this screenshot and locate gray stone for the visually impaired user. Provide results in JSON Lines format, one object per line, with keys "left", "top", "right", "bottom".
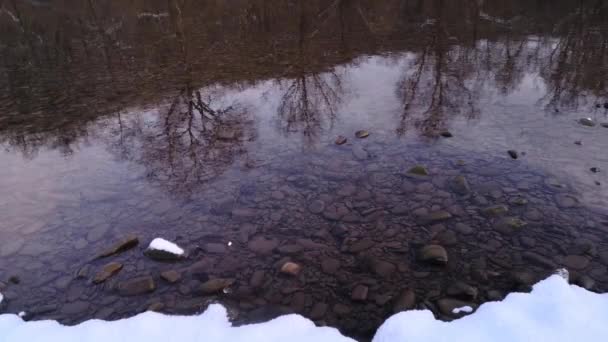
{"left": 418, "top": 210, "right": 453, "bottom": 224}
{"left": 349, "top": 238, "right": 375, "bottom": 253}
{"left": 247, "top": 237, "right": 279, "bottom": 255}
{"left": 556, "top": 195, "right": 579, "bottom": 208}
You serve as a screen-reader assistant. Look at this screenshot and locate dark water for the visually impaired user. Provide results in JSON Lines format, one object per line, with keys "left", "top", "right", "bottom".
{"left": 1, "top": 0, "right": 608, "bottom": 340}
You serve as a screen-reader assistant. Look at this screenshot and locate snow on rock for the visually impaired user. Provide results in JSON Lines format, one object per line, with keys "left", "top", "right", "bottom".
{"left": 0, "top": 292, "right": 4, "bottom": 305}
{"left": 451, "top": 306, "right": 473, "bottom": 314}
{"left": 373, "top": 275, "right": 608, "bottom": 342}
{"left": 0, "top": 304, "right": 354, "bottom": 342}
{"left": 144, "top": 238, "right": 185, "bottom": 261}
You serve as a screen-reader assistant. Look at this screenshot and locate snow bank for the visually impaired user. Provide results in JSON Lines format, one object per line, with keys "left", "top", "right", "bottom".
{"left": 147, "top": 238, "right": 184, "bottom": 255}
{"left": 373, "top": 275, "right": 608, "bottom": 342}
{"left": 0, "top": 275, "right": 607, "bottom": 342}
{"left": 0, "top": 304, "right": 354, "bottom": 342}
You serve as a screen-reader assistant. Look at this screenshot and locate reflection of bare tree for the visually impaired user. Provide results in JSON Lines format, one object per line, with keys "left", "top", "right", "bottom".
{"left": 540, "top": 1, "right": 608, "bottom": 110}
{"left": 396, "top": 0, "right": 479, "bottom": 136}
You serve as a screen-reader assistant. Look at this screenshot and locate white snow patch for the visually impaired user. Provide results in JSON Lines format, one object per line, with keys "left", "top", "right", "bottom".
{"left": 147, "top": 238, "right": 184, "bottom": 255}
{"left": 0, "top": 304, "right": 353, "bottom": 342}
{"left": 0, "top": 292, "right": 3, "bottom": 304}
{"left": 1, "top": 275, "right": 607, "bottom": 342}
{"left": 17, "top": 312, "right": 25, "bottom": 318}
{"left": 373, "top": 275, "right": 608, "bottom": 341}
{"left": 451, "top": 306, "right": 473, "bottom": 314}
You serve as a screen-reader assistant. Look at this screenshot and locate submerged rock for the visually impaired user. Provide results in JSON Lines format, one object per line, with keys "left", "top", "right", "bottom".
{"left": 280, "top": 262, "right": 302, "bottom": 276}
{"left": 160, "top": 270, "right": 181, "bottom": 283}
{"left": 418, "top": 245, "right": 448, "bottom": 265}
{"left": 407, "top": 165, "right": 429, "bottom": 177}
{"left": 247, "top": 237, "right": 279, "bottom": 255}
{"left": 97, "top": 234, "right": 139, "bottom": 258}
{"left": 507, "top": 150, "right": 518, "bottom": 159}
{"left": 451, "top": 175, "right": 470, "bottom": 195}
{"left": 446, "top": 281, "right": 478, "bottom": 300}
{"left": 579, "top": 118, "right": 596, "bottom": 127}
{"left": 440, "top": 131, "right": 453, "bottom": 138}
{"left": 482, "top": 205, "right": 509, "bottom": 217}
{"left": 355, "top": 130, "right": 370, "bottom": 138}
{"left": 351, "top": 285, "right": 369, "bottom": 301}
{"left": 144, "top": 238, "right": 186, "bottom": 261}
{"left": 437, "top": 298, "right": 476, "bottom": 318}
{"left": 93, "top": 262, "right": 123, "bottom": 284}
{"left": 393, "top": 289, "right": 416, "bottom": 313}
{"left": 418, "top": 210, "right": 453, "bottom": 224}
{"left": 118, "top": 276, "right": 156, "bottom": 296}
{"left": 495, "top": 217, "right": 527, "bottom": 234}
{"left": 200, "top": 278, "right": 235, "bottom": 294}
{"left": 335, "top": 136, "right": 348, "bottom": 145}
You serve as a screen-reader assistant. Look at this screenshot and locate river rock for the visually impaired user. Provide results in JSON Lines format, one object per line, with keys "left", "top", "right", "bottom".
{"left": 321, "top": 258, "right": 341, "bottom": 274}
{"left": 333, "top": 303, "right": 352, "bottom": 316}
{"left": 440, "top": 131, "right": 453, "bottom": 138}
{"left": 97, "top": 234, "right": 139, "bottom": 258}
{"left": 247, "top": 237, "right": 279, "bottom": 255}
{"left": 555, "top": 195, "right": 579, "bottom": 208}
{"left": 335, "top": 136, "right": 347, "bottom": 145}
{"left": 418, "top": 210, "right": 452, "bottom": 225}
{"left": 563, "top": 255, "right": 590, "bottom": 270}
{"left": 200, "top": 278, "right": 235, "bottom": 294}
{"left": 407, "top": 165, "right": 429, "bottom": 177}
{"left": 446, "top": 281, "right": 478, "bottom": 300}
{"left": 144, "top": 238, "right": 186, "bottom": 261}
{"left": 507, "top": 150, "right": 518, "bottom": 159}
{"left": 393, "top": 289, "right": 416, "bottom": 312}
{"left": 160, "top": 270, "right": 181, "bottom": 283}
{"left": 355, "top": 130, "right": 370, "bottom": 138}
{"left": 250, "top": 270, "right": 266, "bottom": 288}
{"left": 352, "top": 145, "right": 369, "bottom": 160}
{"left": 371, "top": 259, "right": 396, "bottom": 277}
{"left": 351, "top": 285, "right": 369, "bottom": 301}
{"left": 418, "top": 245, "right": 448, "bottom": 265}
{"left": 454, "top": 223, "right": 474, "bottom": 234}
{"left": 495, "top": 217, "right": 527, "bottom": 234}
{"left": 93, "top": 262, "right": 123, "bottom": 284}
{"left": 309, "top": 302, "right": 328, "bottom": 320}
{"left": 118, "top": 276, "right": 156, "bottom": 296}
{"left": 61, "top": 301, "right": 90, "bottom": 315}
{"left": 204, "top": 243, "right": 227, "bottom": 254}
{"left": 482, "top": 204, "right": 509, "bottom": 217}
{"left": 451, "top": 175, "right": 470, "bottom": 195}
{"left": 523, "top": 251, "right": 556, "bottom": 268}
{"left": 579, "top": 118, "right": 596, "bottom": 127}
{"left": 280, "top": 262, "right": 302, "bottom": 276}
{"left": 308, "top": 200, "right": 325, "bottom": 214}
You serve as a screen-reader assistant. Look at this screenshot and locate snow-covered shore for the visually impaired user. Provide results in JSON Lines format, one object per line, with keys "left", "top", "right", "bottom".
{"left": 1, "top": 274, "right": 607, "bottom": 342}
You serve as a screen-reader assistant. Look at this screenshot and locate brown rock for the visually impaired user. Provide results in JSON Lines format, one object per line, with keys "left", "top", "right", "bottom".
{"left": 351, "top": 285, "right": 369, "bottom": 301}
{"left": 118, "top": 276, "right": 156, "bottom": 296}
{"left": 93, "top": 262, "right": 123, "bottom": 284}
{"left": 563, "top": 255, "right": 590, "bottom": 270}
{"left": 200, "top": 278, "right": 235, "bottom": 294}
{"left": 250, "top": 270, "right": 266, "bottom": 288}
{"left": 160, "top": 270, "right": 181, "bottom": 283}
{"left": 280, "top": 262, "right": 302, "bottom": 276}
{"left": 247, "top": 237, "right": 279, "bottom": 255}
{"left": 393, "top": 289, "right": 416, "bottom": 312}
{"left": 418, "top": 245, "right": 448, "bottom": 265}
{"left": 309, "top": 302, "right": 328, "bottom": 320}
{"left": 97, "top": 235, "right": 139, "bottom": 258}
{"left": 321, "top": 258, "right": 341, "bottom": 274}
{"left": 335, "top": 136, "right": 348, "bottom": 145}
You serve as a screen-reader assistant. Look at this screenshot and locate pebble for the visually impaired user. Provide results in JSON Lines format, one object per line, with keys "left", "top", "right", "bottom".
{"left": 250, "top": 270, "right": 266, "bottom": 288}
{"left": 418, "top": 245, "right": 448, "bottom": 265}
{"left": 349, "top": 238, "right": 375, "bottom": 253}
{"left": 93, "top": 262, "right": 123, "bottom": 284}
{"left": 351, "top": 285, "right": 369, "bottom": 301}
{"left": 280, "top": 262, "right": 302, "bottom": 276}
{"left": 355, "top": 130, "right": 370, "bottom": 138}
{"left": 160, "top": 270, "right": 181, "bottom": 283}
{"left": 308, "top": 200, "right": 326, "bottom": 214}
{"left": 333, "top": 303, "right": 352, "bottom": 316}
{"left": 482, "top": 204, "right": 509, "bottom": 216}
{"left": 200, "top": 278, "right": 235, "bottom": 294}
{"left": 335, "top": 136, "right": 347, "bottom": 145}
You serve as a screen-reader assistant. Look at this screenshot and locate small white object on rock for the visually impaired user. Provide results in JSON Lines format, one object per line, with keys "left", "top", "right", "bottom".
{"left": 0, "top": 292, "right": 4, "bottom": 304}
{"left": 148, "top": 238, "right": 184, "bottom": 255}
{"left": 228, "top": 241, "right": 233, "bottom": 247}
{"left": 452, "top": 306, "right": 473, "bottom": 314}
{"left": 18, "top": 312, "right": 26, "bottom": 318}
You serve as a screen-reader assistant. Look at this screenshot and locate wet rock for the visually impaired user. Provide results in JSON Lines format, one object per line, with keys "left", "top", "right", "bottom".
{"left": 482, "top": 204, "right": 509, "bottom": 217}
{"left": 351, "top": 285, "right": 369, "bottom": 301}
{"left": 571, "top": 274, "right": 595, "bottom": 290}
{"left": 308, "top": 200, "right": 325, "bottom": 214}
{"left": 247, "top": 237, "right": 279, "bottom": 255}
{"left": 579, "top": 118, "right": 596, "bottom": 127}
{"left": 250, "top": 270, "right": 266, "bottom": 288}
{"left": 86, "top": 225, "right": 110, "bottom": 242}
{"left": 290, "top": 292, "right": 306, "bottom": 312}
{"left": 446, "top": 281, "right": 478, "bottom": 300}
{"left": 322, "top": 203, "right": 350, "bottom": 221}
{"left": 407, "top": 165, "right": 429, "bottom": 177}
{"left": 563, "top": 255, "right": 590, "bottom": 270}
{"left": 160, "top": 270, "right": 181, "bottom": 283}
{"left": 437, "top": 299, "right": 476, "bottom": 318}
{"left": 451, "top": 175, "right": 470, "bottom": 195}
{"left": 335, "top": 136, "right": 347, "bottom": 145}
{"left": 590, "top": 167, "right": 600, "bottom": 173}
{"left": 510, "top": 271, "right": 535, "bottom": 287}
{"left": 440, "top": 131, "right": 453, "bottom": 138}
{"left": 487, "top": 290, "right": 503, "bottom": 301}
{"left": 278, "top": 244, "right": 303, "bottom": 254}
{"left": 97, "top": 234, "right": 139, "bottom": 258}
{"left": 309, "top": 302, "right": 328, "bottom": 320}
{"left": 495, "top": 217, "right": 527, "bottom": 234}
{"left": 118, "top": 276, "right": 156, "bottom": 296}
{"left": 510, "top": 197, "right": 528, "bottom": 206}
{"left": 93, "top": 262, "right": 123, "bottom": 284}
{"left": 148, "top": 302, "right": 165, "bottom": 312}
{"left": 204, "top": 243, "right": 227, "bottom": 254}
{"left": 321, "top": 258, "right": 341, "bottom": 274}
{"left": 61, "top": 301, "right": 90, "bottom": 315}
{"left": 371, "top": 259, "right": 396, "bottom": 278}
{"left": 333, "top": 303, "right": 352, "bottom": 316}
{"left": 454, "top": 223, "right": 474, "bottom": 235}
{"left": 352, "top": 145, "right": 369, "bottom": 160}
{"left": 144, "top": 238, "right": 186, "bottom": 261}
{"left": 418, "top": 210, "right": 452, "bottom": 225}
{"left": 507, "top": 150, "right": 518, "bottom": 159}
{"left": 280, "top": 262, "right": 302, "bottom": 276}
{"left": 200, "top": 278, "right": 235, "bottom": 294}
{"left": 418, "top": 245, "right": 448, "bottom": 265}
{"left": 349, "top": 238, "right": 375, "bottom": 253}
{"left": 523, "top": 251, "right": 556, "bottom": 268}
{"left": 355, "top": 130, "right": 370, "bottom": 138}
{"left": 393, "top": 289, "right": 416, "bottom": 313}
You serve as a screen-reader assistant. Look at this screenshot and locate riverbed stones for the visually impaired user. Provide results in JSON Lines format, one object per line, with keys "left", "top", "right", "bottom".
{"left": 204, "top": 243, "right": 227, "bottom": 254}
{"left": 355, "top": 130, "right": 370, "bottom": 138}
{"left": 523, "top": 252, "right": 556, "bottom": 268}
{"left": 371, "top": 259, "right": 396, "bottom": 277}
{"left": 333, "top": 303, "right": 352, "bottom": 316}
{"left": 407, "top": 165, "right": 429, "bottom": 177}
{"left": 563, "top": 255, "right": 590, "bottom": 270}
{"left": 454, "top": 223, "right": 474, "bottom": 234}
{"left": 160, "top": 270, "right": 181, "bottom": 283}
{"left": 93, "top": 262, "right": 123, "bottom": 284}
{"left": 200, "top": 278, "right": 234, "bottom": 294}
{"left": 97, "top": 234, "right": 138, "bottom": 258}
{"left": 280, "top": 262, "right": 302, "bottom": 276}
{"left": 351, "top": 285, "right": 369, "bottom": 301}
{"left": 482, "top": 204, "right": 509, "bottom": 217}
{"left": 418, "top": 245, "right": 448, "bottom": 265}
{"left": 247, "top": 237, "right": 279, "bottom": 255}
{"left": 335, "top": 136, "right": 347, "bottom": 145}
{"left": 440, "top": 131, "right": 453, "bottom": 138}
{"left": 61, "top": 301, "right": 90, "bottom": 315}
{"left": 579, "top": 118, "right": 596, "bottom": 127}
{"left": 446, "top": 281, "right": 478, "bottom": 300}
{"left": 321, "top": 258, "right": 341, "bottom": 274}
{"left": 393, "top": 289, "right": 416, "bottom": 312}
{"left": 308, "top": 200, "right": 325, "bottom": 214}
{"left": 118, "top": 276, "right": 156, "bottom": 296}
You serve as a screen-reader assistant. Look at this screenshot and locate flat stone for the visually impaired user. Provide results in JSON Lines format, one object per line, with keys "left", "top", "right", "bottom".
{"left": 280, "top": 262, "right": 302, "bottom": 276}
{"left": 321, "top": 258, "right": 341, "bottom": 274}
{"left": 349, "top": 238, "right": 375, "bottom": 253}
{"left": 407, "top": 165, "right": 429, "bottom": 177}
{"left": 93, "top": 262, "right": 123, "bottom": 284}
{"left": 418, "top": 210, "right": 453, "bottom": 225}
{"left": 308, "top": 200, "right": 326, "bottom": 214}
{"left": 118, "top": 276, "right": 156, "bottom": 296}
{"left": 446, "top": 281, "right": 478, "bottom": 300}
{"left": 205, "top": 243, "right": 227, "bottom": 254}
{"left": 563, "top": 255, "right": 590, "bottom": 270}
{"left": 200, "top": 278, "right": 235, "bottom": 294}
{"left": 437, "top": 298, "right": 476, "bottom": 318}
{"left": 451, "top": 175, "right": 470, "bottom": 195}
{"left": 97, "top": 234, "right": 139, "bottom": 258}
{"left": 482, "top": 205, "right": 509, "bottom": 217}
{"left": 160, "top": 270, "right": 181, "bottom": 283}
{"left": 144, "top": 239, "right": 186, "bottom": 261}
{"left": 393, "top": 289, "right": 416, "bottom": 313}
{"left": 351, "top": 285, "right": 369, "bottom": 301}
{"left": 418, "top": 245, "right": 448, "bottom": 265}
{"left": 309, "top": 302, "right": 328, "bottom": 320}
{"left": 247, "top": 237, "right": 279, "bottom": 255}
